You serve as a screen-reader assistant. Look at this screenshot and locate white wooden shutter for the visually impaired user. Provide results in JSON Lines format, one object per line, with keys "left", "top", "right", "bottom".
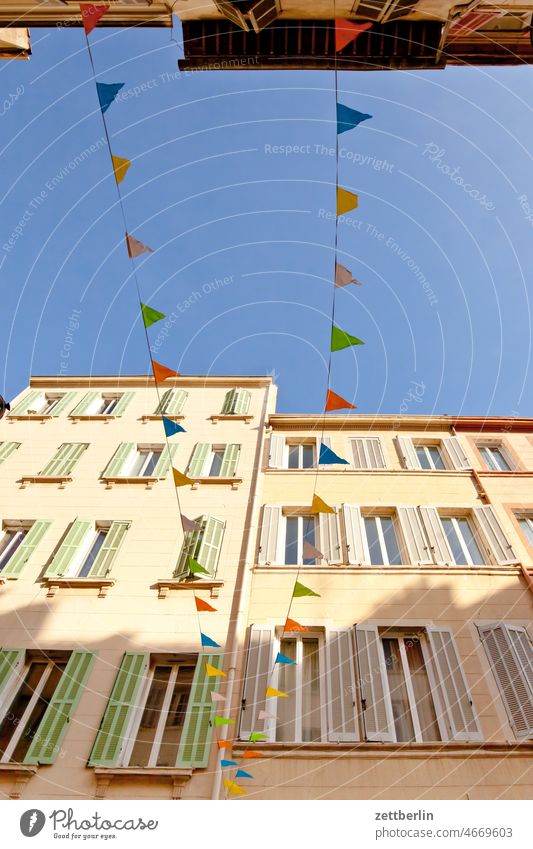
{"left": 478, "top": 623, "right": 533, "bottom": 738}
{"left": 258, "top": 506, "right": 281, "bottom": 564}
{"left": 426, "top": 627, "right": 482, "bottom": 741}
{"left": 355, "top": 625, "right": 394, "bottom": 741}
{"left": 351, "top": 437, "right": 386, "bottom": 469}
{"left": 239, "top": 626, "right": 275, "bottom": 740}
{"left": 102, "top": 443, "right": 135, "bottom": 478}
{"left": 326, "top": 629, "right": 359, "bottom": 741}
{"left": 442, "top": 436, "right": 471, "bottom": 470}
{"left": 214, "top": 0, "right": 249, "bottom": 31}
{"left": 249, "top": 0, "right": 281, "bottom": 33}
{"left": 268, "top": 434, "right": 285, "bottom": 469}
{"left": 318, "top": 507, "right": 342, "bottom": 564}
{"left": 397, "top": 506, "right": 432, "bottom": 565}
{"left": 342, "top": 505, "right": 368, "bottom": 565}
{"left": 316, "top": 435, "right": 334, "bottom": 470}
{"left": 473, "top": 505, "right": 518, "bottom": 565}
{"left": 155, "top": 389, "right": 187, "bottom": 416}
{"left": 395, "top": 436, "right": 420, "bottom": 469}
{"left": 418, "top": 507, "right": 453, "bottom": 565}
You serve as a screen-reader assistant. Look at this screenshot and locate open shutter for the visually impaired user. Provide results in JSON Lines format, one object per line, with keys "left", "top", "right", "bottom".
{"left": 395, "top": 436, "right": 420, "bottom": 469}
{"left": 479, "top": 624, "right": 533, "bottom": 739}
{"left": 326, "top": 629, "right": 359, "bottom": 741}
{"left": 112, "top": 392, "right": 134, "bottom": 417}
{"left": 44, "top": 519, "right": 92, "bottom": 578}
{"left": 268, "top": 434, "right": 285, "bottom": 469}
{"left": 152, "top": 444, "right": 178, "bottom": 478}
{"left": 195, "top": 516, "right": 225, "bottom": 577}
{"left": 155, "top": 389, "right": 187, "bottom": 416}
{"left": 187, "top": 443, "right": 210, "bottom": 477}
{"left": 474, "top": 505, "right": 518, "bottom": 565}
{"left": 39, "top": 443, "right": 88, "bottom": 477}
{"left": 0, "top": 442, "right": 20, "bottom": 465}
{"left": 176, "top": 653, "right": 221, "bottom": 767}
{"left": 355, "top": 625, "right": 394, "bottom": 742}
{"left": 418, "top": 506, "right": 453, "bottom": 565}
{"left": 222, "top": 389, "right": 250, "bottom": 415}
{"left": 318, "top": 507, "right": 342, "bottom": 564}
{"left": 258, "top": 505, "right": 281, "bottom": 564}
{"left": 343, "top": 505, "right": 368, "bottom": 565}
{"left": 88, "top": 521, "right": 130, "bottom": 578}
{"left": 240, "top": 626, "right": 275, "bottom": 740}
{"left": 397, "top": 506, "right": 432, "bottom": 565}
{"left": 248, "top": 0, "right": 281, "bottom": 33}
{"left": 88, "top": 652, "right": 148, "bottom": 767}
{"left": 426, "top": 627, "right": 482, "bottom": 742}
{"left": 102, "top": 443, "right": 135, "bottom": 478}
{"left": 25, "top": 651, "right": 95, "bottom": 764}
{"left": 1, "top": 520, "right": 52, "bottom": 578}
{"left": 442, "top": 436, "right": 471, "bottom": 470}
{"left": 49, "top": 392, "right": 77, "bottom": 417}
{"left": 220, "top": 444, "right": 241, "bottom": 477}
{"left": 174, "top": 523, "right": 200, "bottom": 580}
{"left": 70, "top": 392, "right": 99, "bottom": 416}
{"left": 214, "top": 0, "right": 249, "bottom": 31}
{"left": 9, "top": 390, "right": 42, "bottom": 416}
{"left": 0, "top": 649, "right": 24, "bottom": 697}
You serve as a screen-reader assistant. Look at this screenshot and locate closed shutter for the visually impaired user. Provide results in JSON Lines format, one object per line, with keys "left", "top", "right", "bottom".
{"left": 0, "top": 649, "right": 24, "bottom": 697}
{"left": 442, "top": 437, "right": 471, "bottom": 470}
{"left": 248, "top": 0, "right": 280, "bottom": 33}
{"left": 395, "top": 436, "right": 420, "bottom": 469}
{"left": 318, "top": 507, "right": 342, "bottom": 564}
{"left": 88, "top": 521, "right": 130, "bottom": 578}
{"left": 479, "top": 624, "right": 533, "bottom": 738}
{"left": 220, "top": 444, "right": 241, "bottom": 477}
{"left": 25, "top": 651, "right": 95, "bottom": 764}
{"left": 426, "top": 627, "right": 482, "bottom": 741}
{"left": 174, "top": 515, "right": 226, "bottom": 579}
{"left": 419, "top": 507, "right": 453, "bottom": 565}
{"left": 268, "top": 434, "right": 285, "bottom": 469}
{"left": 316, "top": 435, "right": 333, "bottom": 470}
{"left": 221, "top": 389, "right": 250, "bottom": 415}
{"left": 9, "top": 390, "right": 42, "bottom": 416}
{"left": 258, "top": 505, "right": 281, "bottom": 564}
{"left": 112, "top": 392, "right": 134, "bottom": 417}
{"left": 44, "top": 519, "right": 92, "bottom": 578}
{"left": 397, "top": 506, "right": 432, "bottom": 565}
{"left": 102, "top": 443, "right": 135, "bottom": 478}
{"left": 39, "top": 443, "right": 88, "bottom": 477}
{"left": 152, "top": 444, "right": 178, "bottom": 478}
{"left": 343, "top": 505, "right": 368, "bottom": 565}
{"left": 326, "top": 629, "right": 359, "bottom": 741}
{"left": 49, "top": 392, "right": 78, "bottom": 417}
{"left": 0, "top": 442, "right": 20, "bottom": 465}
{"left": 240, "top": 626, "right": 275, "bottom": 740}
{"left": 176, "top": 653, "right": 221, "bottom": 767}
{"left": 88, "top": 652, "right": 149, "bottom": 767}
{"left": 355, "top": 625, "right": 394, "bottom": 741}
{"left": 1, "top": 520, "right": 52, "bottom": 578}
{"left": 187, "top": 443, "right": 210, "bottom": 477}
{"left": 473, "top": 505, "right": 518, "bottom": 565}
{"left": 351, "top": 438, "right": 386, "bottom": 469}
{"left": 155, "top": 389, "right": 187, "bottom": 416}
{"left": 70, "top": 392, "right": 99, "bottom": 416}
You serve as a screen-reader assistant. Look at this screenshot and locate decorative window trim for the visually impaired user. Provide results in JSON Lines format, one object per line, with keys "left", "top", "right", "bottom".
{"left": 93, "top": 767, "right": 192, "bottom": 800}
{"left": 43, "top": 577, "right": 115, "bottom": 598}
{"left": 141, "top": 415, "right": 185, "bottom": 423}
{"left": 210, "top": 414, "right": 253, "bottom": 424}
{"left": 19, "top": 475, "right": 73, "bottom": 489}
{"left": 467, "top": 435, "right": 522, "bottom": 473}
{"left": 153, "top": 579, "right": 223, "bottom": 599}
{"left": 0, "top": 763, "right": 37, "bottom": 798}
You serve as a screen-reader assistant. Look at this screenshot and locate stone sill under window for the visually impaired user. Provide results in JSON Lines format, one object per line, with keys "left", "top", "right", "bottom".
{"left": 231, "top": 742, "right": 533, "bottom": 759}
{"left": 20, "top": 475, "right": 72, "bottom": 489}
{"left": 264, "top": 468, "right": 472, "bottom": 475}
{"left": 154, "top": 578, "right": 223, "bottom": 599}
{"left": 93, "top": 767, "right": 192, "bottom": 800}
{"left": 70, "top": 415, "right": 116, "bottom": 423}
{"left": 210, "top": 414, "right": 253, "bottom": 424}
{"left": 0, "top": 763, "right": 37, "bottom": 798}
{"left": 43, "top": 577, "right": 115, "bottom": 598}
{"left": 478, "top": 470, "right": 532, "bottom": 477}
{"left": 141, "top": 415, "right": 185, "bottom": 423}
{"left": 103, "top": 475, "right": 159, "bottom": 490}
{"left": 8, "top": 415, "right": 52, "bottom": 423}
{"left": 253, "top": 564, "right": 521, "bottom": 576}
{"left": 191, "top": 477, "right": 243, "bottom": 490}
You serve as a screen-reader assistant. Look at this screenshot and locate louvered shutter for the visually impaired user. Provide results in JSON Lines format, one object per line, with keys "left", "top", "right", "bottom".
{"left": 1, "top": 520, "right": 52, "bottom": 578}
{"left": 102, "top": 443, "right": 135, "bottom": 478}
{"left": 25, "top": 651, "right": 95, "bottom": 764}
{"left": 176, "top": 653, "right": 221, "bottom": 767}
{"left": 342, "top": 505, "right": 368, "bottom": 565}
{"left": 152, "top": 444, "right": 178, "bottom": 478}
{"left": 220, "top": 444, "right": 241, "bottom": 477}
{"left": 326, "top": 629, "right": 359, "bottom": 741}
{"left": 248, "top": 0, "right": 280, "bottom": 33}
{"left": 479, "top": 624, "right": 533, "bottom": 738}
{"left": 174, "top": 515, "right": 226, "bottom": 579}
{"left": 0, "top": 649, "right": 24, "bottom": 696}
{"left": 174, "top": 522, "right": 200, "bottom": 580}
{"left": 318, "top": 507, "right": 342, "bottom": 564}
{"left": 351, "top": 438, "right": 386, "bottom": 469}
{"left": 395, "top": 436, "right": 420, "bottom": 469}
{"left": 268, "top": 434, "right": 285, "bottom": 469}
{"left": 44, "top": 519, "right": 92, "bottom": 578}
{"left": 383, "top": 0, "right": 419, "bottom": 22}
{"left": 0, "top": 442, "right": 20, "bottom": 465}
{"left": 221, "top": 389, "right": 250, "bottom": 415}
{"left": 214, "top": 0, "right": 249, "bottom": 30}
{"left": 70, "top": 392, "right": 99, "bottom": 416}
{"left": 351, "top": 0, "right": 386, "bottom": 22}
{"left": 39, "top": 443, "right": 88, "bottom": 477}
{"left": 474, "top": 505, "right": 518, "bottom": 565}
{"left": 187, "top": 443, "right": 210, "bottom": 477}
{"left": 240, "top": 626, "right": 275, "bottom": 740}
{"left": 49, "top": 392, "right": 78, "bottom": 417}
{"left": 9, "top": 390, "right": 42, "bottom": 416}
{"left": 355, "top": 625, "right": 394, "bottom": 741}
{"left": 112, "top": 392, "right": 134, "bottom": 416}
{"left": 258, "top": 505, "right": 281, "bottom": 564}
{"left": 155, "top": 389, "right": 187, "bottom": 416}
{"left": 88, "top": 522, "right": 130, "bottom": 578}
{"left": 316, "top": 435, "right": 333, "bottom": 470}
{"left": 88, "top": 653, "right": 149, "bottom": 767}
{"left": 397, "top": 506, "right": 432, "bottom": 565}
{"left": 426, "top": 627, "right": 482, "bottom": 741}
{"left": 442, "top": 436, "right": 471, "bottom": 470}
{"left": 418, "top": 506, "right": 453, "bottom": 564}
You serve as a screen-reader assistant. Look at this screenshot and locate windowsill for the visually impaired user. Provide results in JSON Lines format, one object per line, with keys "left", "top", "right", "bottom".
{"left": 0, "top": 763, "right": 38, "bottom": 799}
{"left": 70, "top": 415, "right": 116, "bottom": 423}
{"left": 232, "top": 741, "right": 530, "bottom": 757}
{"left": 102, "top": 476, "right": 159, "bottom": 490}
{"left": 93, "top": 767, "right": 193, "bottom": 800}
{"left": 8, "top": 414, "right": 52, "bottom": 423}
{"left": 141, "top": 415, "right": 185, "bottom": 422}
{"left": 20, "top": 475, "right": 72, "bottom": 489}
{"left": 190, "top": 477, "right": 243, "bottom": 490}
{"left": 264, "top": 468, "right": 472, "bottom": 474}
{"left": 43, "top": 577, "right": 115, "bottom": 597}
{"left": 478, "top": 470, "right": 532, "bottom": 476}
{"left": 210, "top": 414, "right": 253, "bottom": 424}
{"left": 253, "top": 564, "right": 521, "bottom": 575}
{"left": 154, "top": 578, "right": 223, "bottom": 599}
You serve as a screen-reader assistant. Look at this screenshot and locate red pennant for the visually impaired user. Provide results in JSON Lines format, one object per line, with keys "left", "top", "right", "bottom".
{"left": 285, "top": 618, "right": 309, "bottom": 632}
{"left": 325, "top": 389, "right": 357, "bottom": 412}
{"left": 80, "top": 3, "right": 110, "bottom": 36}
{"left": 195, "top": 596, "right": 217, "bottom": 613}
{"left": 152, "top": 360, "right": 179, "bottom": 383}
{"left": 335, "top": 19, "right": 372, "bottom": 52}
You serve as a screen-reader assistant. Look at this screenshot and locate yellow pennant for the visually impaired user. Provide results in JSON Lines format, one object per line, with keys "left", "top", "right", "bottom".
{"left": 265, "top": 687, "right": 288, "bottom": 698}
{"left": 310, "top": 494, "right": 335, "bottom": 514}
{"left": 224, "top": 780, "right": 246, "bottom": 796}
{"left": 112, "top": 155, "right": 131, "bottom": 185}
{"left": 206, "top": 663, "right": 226, "bottom": 678}
{"left": 337, "top": 187, "right": 358, "bottom": 216}
{"left": 172, "top": 467, "right": 193, "bottom": 488}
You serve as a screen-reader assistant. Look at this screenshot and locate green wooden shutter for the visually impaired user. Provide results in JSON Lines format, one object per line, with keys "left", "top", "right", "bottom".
{"left": 70, "top": 392, "right": 99, "bottom": 416}
{"left": 174, "top": 523, "right": 201, "bottom": 580}
{"left": 44, "top": 519, "right": 92, "bottom": 578}
{"left": 0, "top": 649, "right": 25, "bottom": 695}
{"left": 113, "top": 392, "right": 134, "bottom": 417}
{"left": 196, "top": 516, "right": 226, "bottom": 578}
{"left": 187, "top": 443, "right": 210, "bottom": 477}
{"left": 9, "top": 390, "right": 42, "bottom": 416}
{"left": 233, "top": 389, "right": 251, "bottom": 414}
{"left": 0, "top": 442, "right": 20, "bottom": 465}
{"left": 88, "top": 652, "right": 149, "bottom": 767}
{"left": 39, "top": 443, "right": 88, "bottom": 477}
{"left": 1, "top": 520, "right": 52, "bottom": 578}
{"left": 152, "top": 444, "right": 178, "bottom": 478}
{"left": 88, "top": 522, "right": 130, "bottom": 578}
{"left": 176, "top": 653, "right": 221, "bottom": 768}
{"left": 49, "top": 392, "right": 78, "bottom": 417}
{"left": 155, "top": 389, "right": 187, "bottom": 416}
{"left": 102, "top": 443, "right": 135, "bottom": 478}
{"left": 24, "top": 651, "right": 95, "bottom": 765}
{"left": 220, "top": 444, "right": 241, "bottom": 477}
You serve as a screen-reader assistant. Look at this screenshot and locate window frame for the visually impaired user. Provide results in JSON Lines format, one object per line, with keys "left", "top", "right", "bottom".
{"left": 63, "top": 523, "right": 110, "bottom": 578}
{"left": 439, "top": 512, "right": 487, "bottom": 566}
{"left": 124, "top": 445, "right": 164, "bottom": 478}
{"left": 477, "top": 442, "right": 514, "bottom": 472}
{"left": 282, "top": 512, "right": 318, "bottom": 565}
{"left": 0, "top": 525, "right": 28, "bottom": 573}
{"left": 361, "top": 510, "right": 404, "bottom": 566}
{"left": 413, "top": 441, "right": 448, "bottom": 471}
{"left": 349, "top": 436, "right": 386, "bottom": 470}
{"left": 285, "top": 440, "right": 316, "bottom": 470}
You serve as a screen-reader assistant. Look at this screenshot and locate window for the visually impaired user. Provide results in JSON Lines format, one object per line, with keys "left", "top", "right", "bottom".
{"left": 174, "top": 515, "right": 226, "bottom": 579}
{"left": 0, "top": 520, "right": 51, "bottom": 579}
{"left": 415, "top": 443, "right": 446, "bottom": 470}
{"left": 154, "top": 389, "right": 187, "bottom": 417}
{"left": 396, "top": 435, "right": 470, "bottom": 471}
{"left": 268, "top": 435, "right": 335, "bottom": 470}
{"left": 440, "top": 516, "right": 485, "bottom": 565}
{"left": 350, "top": 437, "right": 386, "bottom": 469}
{"left": 39, "top": 443, "right": 88, "bottom": 477}
{"left": 284, "top": 515, "right": 317, "bottom": 564}
{"left": 102, "top": 443, "right": 177, "bottom": 480}
{"left": 479, "top": 623, "right": 533, "bottom": 739}
{"left": 363, "top": 514, "right": 403, "bottom": 565}
{"left": 68, "top": 529, "right": 108, "bottom": 578}
{"left": 70, "top": 391, "right": 134, "bottom": 418}
{"left": 98, "top": 396, "right": 120, "bottom": 415}
{"left": 187, "top": 443, "right": 241, "bottom": 478}
{"left": 44, "top": 519, "right": 130, "bottom": 580}
{"left": 287, "top": 442, "right": 315, "bottom": 470}
{"left": 37, "top": 396, "right": 63, "bottom": 415}
{"left": 477, "top": 443, "right": 513, "bottom": 472}
{"left": 215, "top": 0, "right": 280, "bottom": 33}
{"left": 0, "top": 442, "right": 20, "bottom": 466}
{"left": 517, "top": 515, "right": 533, "bottom": 549}
{"left": 381, "top": 634, "right": 441, "bottom": 742}
{"left": 221, "top": 388, "right": 251, "bottom": 416}
{"left": 258, "top": 506, "right": 342, "bottom": 566}
{"left": 128, "top": 448, "right": 163, "bottom": 478}
{"left": 0, "top": 529, "right": 27, "bottom": 573}
{"left": 276, "top": 635, "right": 324, "bottom": 743}
{"left": 9, "top": 390, "right": 76, "bottom": 418}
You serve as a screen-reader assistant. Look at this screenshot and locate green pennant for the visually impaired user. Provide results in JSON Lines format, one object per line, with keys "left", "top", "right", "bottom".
{"left": 331, "top": 324, "right": 364, "bottom": 352}
{"left": 214, "top": 716, "right": 235, "bottom": 727}
{"left": 293, "top": 581, "right": 320, "bottom": 598}
{"left": 249, "top": 732, "right": 268, "bottom": 742}
{"left": 188, "top": 557, "right": 210, "bottom": 576}
{"left": 141, "top": 302, "right": 165, "bottom": 328}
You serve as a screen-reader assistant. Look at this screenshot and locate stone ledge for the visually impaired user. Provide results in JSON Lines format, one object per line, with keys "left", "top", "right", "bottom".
{"left": 153, "top": 579, "right": 223, "bottom": 599}
{"left": 232, "top": 742, "right": 533, "bottom": 760}
{"left": 19, "top": 475, "right": 72, "bottom": 489}
{"left": 43, "top": 577, "right": 115, "bottom": 598}
{"left": 141, "top": 415, "right": 185, "bottom": 422}
{"left": 0, "top": 763, "right": 37, "bottom": 798}
{"left": 93, "top": 767, "right": 193, "bottom": 800}
{"left": 191, "top": 477, "right": 243, "bottom": 490}
{"left": 102, "top": 476, "right": 159, "bottom": 490}
{"left": 210, "top": 415, "right": 253, "bottom": 424}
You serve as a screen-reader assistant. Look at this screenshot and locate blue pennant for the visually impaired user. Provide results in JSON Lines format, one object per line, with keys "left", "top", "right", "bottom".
{"left": 162, "top": 416, "right": 185, "bottom": 436}
{"left": 96, "top": 82, "right": 124, "bottom": 114}
{"left": 221, "top": 759, "right": 238, "bottom": 768}
{"left": 236, "top": 769, "right": 253, "bottom": 779}
{"left": 337, "top": 102, "right": 372, "bottom": 135}
{"left": 201, "top": 632, "right": 221, "bottom": 649}
{"left": 275, "top": 652, "right": 296, "bottom": 665}
{"left": 319, "top": 443, "right": 349, "bottom": 465}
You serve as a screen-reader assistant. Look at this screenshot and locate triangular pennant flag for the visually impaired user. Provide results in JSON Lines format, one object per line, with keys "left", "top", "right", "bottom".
{"left": 96, "top": 82, "right": 124, "bottom": 115}
{"left": 221, "top": 759, "right": 238, "bottom": 767}
{"left": 214, "top": 716, "right": 235, "bottom": 727}
{"left": 258, "top": 710, "right": 276, "bottom": 721}
{"left": 337, "top": 102, "right": 372, "bottom": 134}
{"left": 206, "top": 663, "right": 225, "bottom": 678}
{"left": 310, "top": 494, "right": 335, "bottom": 514}
{"left": 325, "top": 389, "right": 357, "bottom": 411}
{"left": 126, "top": 232, "right": 153, "bottom": 258}
{"left": 285, "top": 617, "right": 308, "bottom": 632}
{"left": 152, "top": 360, "right": 179, "bottom": 383}
{"left": 249, "top": 732, "right": 268, "bottom": 742}
{"left": 163, "top": 416, "right": 185, "bottom": 437}
{"left": 302, "top": 540, "right": 325, "bottom": 561}
{"left": 201, "top": 632, "right": 221, "bottom": 649}
{"left": 172, "top": 468, "right": 193, "bottom": 488}
{"left": 293, "top": 581, "right": 321, "bottom": 599}
{"left": 265, "top": 687, "right": 288, "bottom": 698}
{"left": 112, "top": 155, "right": 131, "bottom": 186}
{"left": 181, "top": 515, "right": 199, "bottom": 533}
{"left": 335, "top": 19, "right": 372, "bottom": 52}
{"left": 242, "top": 750, "right": 264, "bottom": 759}
{"left": 319, "top": 443, "right": 349, "bottom": 465}
{"left": 337, "top": 187, "right": 358, "bottom": 216}
{"left": 188, "top": 556, "right": 210, "bottom": 576}
{"left": 141, "top": 303, "right": 165, "bottom": 328}
{"left": 275, "top": 652, "right": 296, "bottom": 666}
{"left": 217, "top": 740, "right": 232, "bottom": 749}
{"left": 331, "top": 324, "right": 364, "bottom": 352}
{"left": 335, "top": 263, "right": 362, "bottom": 288}
{"left": 80, "top": 3, "right": 110, "bottom": 36}
{"left": 211, "top": 691, "right": 226, "bottom": 703}
{"left": 195, "top": 595, "right": 217, "bottom": 613}
{"left": 236, "top": 769, "right": 253, "bottom": 779}
{"left": 224, "top": 780, "right": 246, "bottom": 795}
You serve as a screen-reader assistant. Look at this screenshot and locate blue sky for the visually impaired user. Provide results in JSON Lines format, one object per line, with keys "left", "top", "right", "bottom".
{"left": 1, "top": 20, "right": 532, "bottom": 416}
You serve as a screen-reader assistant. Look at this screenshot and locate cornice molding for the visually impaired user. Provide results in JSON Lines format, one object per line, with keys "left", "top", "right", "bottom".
{"left": 268, "top": 414, "right": 533, "bottom": 433}
{"left": 29, "top": 375, "right": 273, "bottom": 390}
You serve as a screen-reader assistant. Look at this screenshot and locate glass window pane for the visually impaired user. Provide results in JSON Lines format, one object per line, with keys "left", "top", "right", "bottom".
{"left": 143, "top": 451, "right": 161, "bottom": 477}
{"left": 0, "top": 663, "right": 48, "bottom": 759}
{"left": 382, "top": 517, "right": 402, "bottom": 565}
{"left": 302, "top": 445, "right": 314, "bottom": 469}
{"left": 156, "top": 666, "right": 195, "bottom": 767}
{"left": 364, "top": 517, "right": 382, "bottom": 565}
{"left": 441, "top": 518, "right": 465, "bottom": 564}
{"left": 479, "top": 446, "right": 497, "bottom": 471}
{"left": 519, "top": 517, "right": 533, "bottom": 549}
{"left": 284, "top": 517, "right": 299, "bottom": 565}
{"left": 302, "top": 518, "right": 316, "bottom": 565}
{"left": 0, "top": 531, "right": 25, "bottom": 572}
{"left": 100, "top": 398, "right": 118, "bottom": 415}
{"left": 78, "top": 531, "right": 106, "bottom": 577}
{"left": 301, "top": 639, "right": 321, "bottom": 742}
{"left": 129, "top": 450, "right": 149, "bottom": 477}
{"left": 287, "top": 446, "right": 299, "bottom": 469}
{"left": 404, "top": 640, "right": 441, "bottom": 741}
{"left": 457, "top": 518, "right": 484, "bottom": 565}
{"left": 129, "top": 666, "right": 172, "bottom": 767}
{"left": 493, "top": 448, "right": 511, "bottom": 471}
{"left": 382, "top": 638, "right": 415, "bottom": 742}
{"left": 276, "top": 640, "right": 297, "bottom": 742}
{"left": 427, "top": 446, "right": 445, "bottom": 470}
{"left": 416, "top": 447, "right": 431, "bottom": 470}
{"left": 209, "top": 450, "right": 224, "bottom": 477}
{"left": 10, "top": 662, "right": 66, "bottom": 763}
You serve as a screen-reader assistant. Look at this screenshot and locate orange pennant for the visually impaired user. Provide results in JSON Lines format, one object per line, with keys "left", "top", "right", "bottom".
{"left": 217, "top": 740, "right": 233, "bottom": 750}
{"left": 285, "top": 617, "right": 309, "bottom": 632}
{"left": 242, "top": 750, "right": 265, "bottom": 759}
{"left": 152, "top": 360, "right": 179, "bottom": 383}
{"left": 325, "top": 389, "right": 357, "bottom": 412}
{"left": 195, "top": 596, "right": 217, "bottom": 613}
